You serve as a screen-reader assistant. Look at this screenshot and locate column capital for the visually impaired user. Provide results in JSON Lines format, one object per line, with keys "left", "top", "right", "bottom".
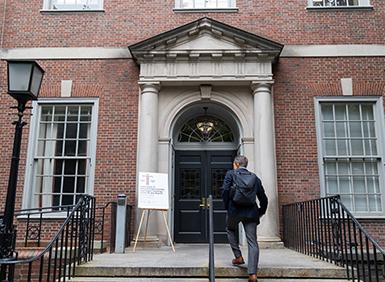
{"left": 250, "top": 81, "right": 274, "bottom": 93}
{"left": 139, "top": 81, "right": 161, "bottom": 93}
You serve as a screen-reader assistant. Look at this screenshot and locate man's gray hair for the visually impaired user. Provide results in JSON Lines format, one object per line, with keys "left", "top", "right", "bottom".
{"left": 234, "top": 155, "right": 248, "bottom": 168}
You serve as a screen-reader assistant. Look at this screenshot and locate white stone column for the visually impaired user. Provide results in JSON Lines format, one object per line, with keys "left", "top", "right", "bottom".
{"left": 252, "top": 82, "right": 280, "bottom": 241}
{"left": 136, "top": 82, "right": 160, "bottom": 240}
{"left": 138, "top": 82, "right": 160, "bottom": 173}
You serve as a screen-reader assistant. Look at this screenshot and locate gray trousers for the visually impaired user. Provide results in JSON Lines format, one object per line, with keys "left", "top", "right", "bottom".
{"left": 226, "top": 217, "right": 259, "bottom": 274}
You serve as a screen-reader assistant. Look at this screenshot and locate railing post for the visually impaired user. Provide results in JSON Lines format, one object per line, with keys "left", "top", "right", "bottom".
{"left": 91, "top": 197, "right": 96, "bottom": 260}
{"left": 383, "top": 253, "right": 385, "bottom": 279}
{"left": 208, "top": 195, "right": 215, "bottom": 282}
{"left": 100, "top": 207, "right": 106, "bottom": 253}
{"left": 110, "top": 203, "right": 117, "bottom": 253}
{"left": 330, "top": 196, "right": 342, "bottom": 264}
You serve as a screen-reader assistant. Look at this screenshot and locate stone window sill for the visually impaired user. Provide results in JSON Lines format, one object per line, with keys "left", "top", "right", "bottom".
{"left": 17, "top": 212, "right": 68, "bottom": 220}
{"left": 40, "top": 9, "right": 105, "bottom": 14}
{"left": 173, "top": 8, "right": 238, "bottom": 13}
{"left": 307, "top": 5, "right": 373, "bottom": 11}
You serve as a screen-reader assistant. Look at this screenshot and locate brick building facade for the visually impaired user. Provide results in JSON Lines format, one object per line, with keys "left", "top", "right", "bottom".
{"left": 0, "top": 0, "right": 384, "bottom": 245}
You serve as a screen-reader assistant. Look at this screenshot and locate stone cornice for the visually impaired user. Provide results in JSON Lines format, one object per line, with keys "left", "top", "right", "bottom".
{"left": 1, "top": 45, "right": 384, "bottom": 60}
{"left": 0, "top": 47, "right": 130, "bottom": 60}
{"left": 133, "top": 50, "right": 277, "bottom": 63}
{"left": 128, "top": 17, "right": 283, "bottom": 65}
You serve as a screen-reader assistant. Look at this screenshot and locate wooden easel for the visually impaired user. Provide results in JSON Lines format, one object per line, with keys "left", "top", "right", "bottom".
{"left": 133, "top": 208, "right": 175, "bottom": 252}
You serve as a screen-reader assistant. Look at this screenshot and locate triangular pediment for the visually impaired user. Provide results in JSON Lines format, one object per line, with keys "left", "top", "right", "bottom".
{"left": 161, "top": 32, "right": 250, "bottom": 51}
{"left": 129, "top": 17, "right": 283, "bottom": 63}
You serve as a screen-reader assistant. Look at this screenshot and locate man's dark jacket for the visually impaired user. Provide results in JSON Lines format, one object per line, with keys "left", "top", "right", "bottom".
{"left": 221, "top": 168, "right": 268, "bottom": 225}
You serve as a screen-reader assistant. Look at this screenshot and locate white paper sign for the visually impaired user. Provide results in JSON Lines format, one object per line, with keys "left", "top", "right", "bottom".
{"left": 138, "top": 172, "right": 169, "bottom": 210}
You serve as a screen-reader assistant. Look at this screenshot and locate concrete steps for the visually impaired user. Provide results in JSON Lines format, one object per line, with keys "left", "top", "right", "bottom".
{"left": 73, "top": 245, "right": 348, "bottom": 281}
{"left": 74, "top": 265, "right": 347, "bottom": 279}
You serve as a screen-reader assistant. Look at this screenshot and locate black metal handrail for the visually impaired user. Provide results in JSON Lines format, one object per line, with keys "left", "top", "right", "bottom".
{"left": 283, "top": 195, "right": 385, "bottom": 282}
{"left": 208, "top": 194, "right": 215, "bottom": 282}
{"left": 13, "top": 204, "right": 76, "bottom": 248}
{"left": 7, "top": 200, "right": 117, "bottom": 254}
{"left": 0, "top": 195, "right": 96, "bottom": 281}
{"left": 94, "top": 201, "right": 117, "bottom": 253}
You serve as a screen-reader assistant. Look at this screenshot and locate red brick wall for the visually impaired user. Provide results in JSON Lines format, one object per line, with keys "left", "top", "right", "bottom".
{"left": 0, "top": 0, "right": 4, "bottom": 47}
{"left": 0, "top": 59, "right": 139, "bottom": 212}
{"left": 1, "top": 59, "right": 385, "bottom": 246}
{"left": 1, "top": 57, "right": 385, "bottom": 246}
{"left": 274, "top": 56, "right": 385, "bottom": 245}
{"left": 0, "top": 0, "right": 384, "bottom": 249}
{"left": 1, "top": 0, "right": 384, "bottom": 48}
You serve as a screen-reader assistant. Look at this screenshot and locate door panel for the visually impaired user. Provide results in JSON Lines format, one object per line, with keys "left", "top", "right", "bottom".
{"left": 207, "top": 151, "right": 235, "bottom": 243}
{"left": 174, "top": 150, "right": 236, "bottom": 243}
{"left": 174, "top": 152, "right": 206, "bottom": 243}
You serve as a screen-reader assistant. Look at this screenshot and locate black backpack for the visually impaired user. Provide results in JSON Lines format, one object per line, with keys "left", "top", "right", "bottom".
{"left": 231, "top": 170, "right": 257, "bottom": 206}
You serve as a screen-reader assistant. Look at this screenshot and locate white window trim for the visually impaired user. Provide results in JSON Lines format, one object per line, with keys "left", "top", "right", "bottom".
{"left": 315, "top": 96, "right": 385, "bottom": 218}
{"left": 307, "top": 0, "right": 372, "bottom": 9}
{"left": 22, "top": 97, "right": 99, "bottom": 210}
{"left": 42, "top": 0, "right": 104, "bottom": 11}
{"left": 174, "top": 0, "right": 237, "bottom": 11}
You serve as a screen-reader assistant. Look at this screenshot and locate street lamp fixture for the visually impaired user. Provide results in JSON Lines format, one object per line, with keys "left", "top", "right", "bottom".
{"left": 0, "top": 60, "right": 44, "bottom": 267}
{"left": 7, "top": 60, "right": 44, "bottom": 110}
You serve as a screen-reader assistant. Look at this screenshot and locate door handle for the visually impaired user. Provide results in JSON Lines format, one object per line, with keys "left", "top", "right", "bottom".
{"left": 200, "top": 197, "right": 206, "bottom": 208}
{"left": 199, "top": 198, "right": 211, "bottom": 209}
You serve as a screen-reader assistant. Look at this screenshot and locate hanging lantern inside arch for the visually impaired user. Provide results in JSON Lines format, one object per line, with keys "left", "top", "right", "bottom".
{"left": 196, "top": 107, "right": 215, "bottom": 140}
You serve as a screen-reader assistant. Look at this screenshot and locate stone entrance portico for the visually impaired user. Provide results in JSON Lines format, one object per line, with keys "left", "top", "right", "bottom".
{"left": 129, "top": 17, "right": 283, "bottom": 243}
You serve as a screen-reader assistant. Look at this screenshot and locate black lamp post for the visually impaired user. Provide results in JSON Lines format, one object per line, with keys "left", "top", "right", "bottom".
{"left": 0, "top": 61, "right": 44, "bottom": 264}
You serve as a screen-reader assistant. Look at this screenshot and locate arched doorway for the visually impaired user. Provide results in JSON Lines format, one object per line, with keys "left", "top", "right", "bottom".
{"left": 132, "top": 17, "right": 283, "bottom": 243}
{"left": 172, "top": 103, "right": 240, "bottom": 243}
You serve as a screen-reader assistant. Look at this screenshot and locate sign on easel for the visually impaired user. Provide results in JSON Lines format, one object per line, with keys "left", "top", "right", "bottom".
{"left": 138, "top": 172, "right": 169, "bottom": 210}
{"left": 134, "top": 172, "right": 175, "bottom": 252}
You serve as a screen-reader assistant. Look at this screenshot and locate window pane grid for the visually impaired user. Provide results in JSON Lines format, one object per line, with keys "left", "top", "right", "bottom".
{"left": 325, "top": 160, "right": 381, "bottom": 212}
{"left": 179, "top": 0, "right": 234, "bottom": 9}
{"left": 311, "top": 0, "right": 362, "bottom": 7}
{"left": 49, "top": 0, "right": 102, "bottom": 10}
{"left": 321, "top": 102, "right": 382, "bottom": 214}
{"left": 321, "top": 103, "right": 378, "bottom": 157}
{"left": 178, "top": 115, "right": 234, "bottom": 143}
{"left": 33, "top": 104, "right": 92, "bottom": 207}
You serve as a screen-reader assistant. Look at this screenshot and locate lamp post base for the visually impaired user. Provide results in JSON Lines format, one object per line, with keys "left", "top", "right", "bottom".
{"left": 0, "top": 224, "right": 17, "bottom": 281}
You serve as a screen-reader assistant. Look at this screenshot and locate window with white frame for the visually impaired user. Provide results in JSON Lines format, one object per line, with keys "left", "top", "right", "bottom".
{"left": 317, "top": 100, "right": 385, "bottom": 215}
{"left": 44, "top": 0, "right": 103, "bottom": 10}
{"left": 24, "top": 100, "right": 98, "bottom": 209}
{"left": 175, "top": 0, "right": 236, "bottom": 9}
{"left": 309, "top": 0, "right": 370, "bottom": 7}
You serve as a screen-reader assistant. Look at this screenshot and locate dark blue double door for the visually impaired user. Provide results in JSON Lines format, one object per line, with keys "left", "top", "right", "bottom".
{"left": 174, "top": 150, "right": 236, "bottom": 243}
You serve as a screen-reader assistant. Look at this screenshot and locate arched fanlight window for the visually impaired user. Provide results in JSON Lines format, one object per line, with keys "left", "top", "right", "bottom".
{"left": 178, "top": 110, "right": 234, "bottom": 142}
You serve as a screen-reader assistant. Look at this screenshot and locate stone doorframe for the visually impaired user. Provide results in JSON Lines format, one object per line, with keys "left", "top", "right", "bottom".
{"left": 129, "top": 17, "right": 283, "bottom": 243}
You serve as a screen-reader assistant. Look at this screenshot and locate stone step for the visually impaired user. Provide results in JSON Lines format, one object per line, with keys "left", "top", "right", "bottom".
{"left": 74, "top": 245, "right": 348, "bottom": 280}
{"left": 75, "top": 265, "right": 347, "bottom": 279}
{"left": 70, "top": 278, "right": 349, "bottom": 282}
